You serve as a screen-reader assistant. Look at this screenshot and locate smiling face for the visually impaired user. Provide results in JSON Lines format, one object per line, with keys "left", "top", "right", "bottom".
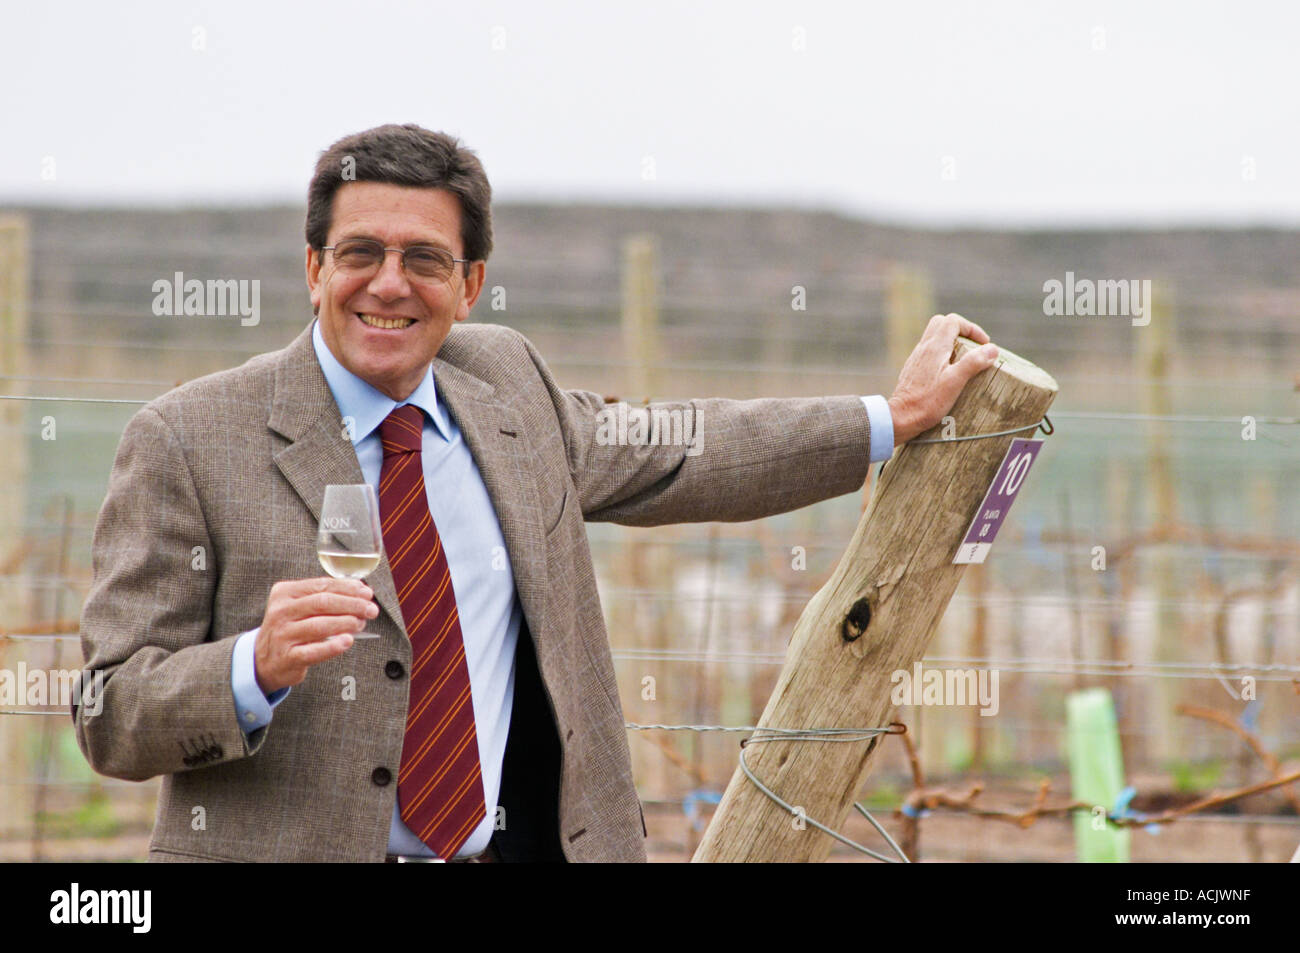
{"left": 306, "top": 181, "right": 486, "bottom": 401}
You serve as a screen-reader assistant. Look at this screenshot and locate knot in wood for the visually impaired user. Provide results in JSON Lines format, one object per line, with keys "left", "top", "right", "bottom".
{"left": 841, "top": 597, "right": 872, "bottom": 642}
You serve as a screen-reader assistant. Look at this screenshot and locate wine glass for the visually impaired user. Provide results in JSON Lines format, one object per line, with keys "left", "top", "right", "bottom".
{"left": 317, "top": 483, "right": 383, "bottom": 639}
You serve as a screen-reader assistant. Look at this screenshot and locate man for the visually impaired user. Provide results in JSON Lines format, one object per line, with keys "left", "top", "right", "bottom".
{"left": 74, "top": 124, "right": 997, "bottom": 862}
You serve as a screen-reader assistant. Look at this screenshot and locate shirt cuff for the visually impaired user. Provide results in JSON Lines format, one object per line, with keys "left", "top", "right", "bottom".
{"left": 860, "top": 395, "right": 895, "bottom": 463}
{"left": 231, "top": 628, "right": 289, "bottom": 734}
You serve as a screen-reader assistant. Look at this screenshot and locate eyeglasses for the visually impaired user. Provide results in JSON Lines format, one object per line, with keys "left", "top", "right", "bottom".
{"left": 321, "top": 238, "right": 470, "bottom": 283}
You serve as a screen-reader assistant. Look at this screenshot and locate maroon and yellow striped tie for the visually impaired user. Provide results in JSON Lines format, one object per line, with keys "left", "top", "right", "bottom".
{"left": 378, "top": 404, "right": 485, "bottom": 859}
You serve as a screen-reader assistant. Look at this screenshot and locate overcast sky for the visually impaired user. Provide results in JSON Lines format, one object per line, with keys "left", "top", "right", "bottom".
{"left": 3, "top": 0, "right": 1297, "bottom": 226}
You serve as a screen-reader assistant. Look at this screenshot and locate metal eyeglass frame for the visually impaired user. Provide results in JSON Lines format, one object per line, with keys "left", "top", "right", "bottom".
{"left": 321, "top": 238, "right": 470, "bottom": 281}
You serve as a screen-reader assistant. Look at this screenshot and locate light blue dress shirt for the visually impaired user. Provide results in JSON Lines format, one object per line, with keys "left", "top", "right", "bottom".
{"left": 230, "top": 321, "right": 895, "bottom": 858}
{"left": 860, "top": 394, "right": 894, "bottom": 463}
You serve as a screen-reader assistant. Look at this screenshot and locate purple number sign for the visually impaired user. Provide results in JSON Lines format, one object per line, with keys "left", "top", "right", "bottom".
{"left": 952, "top": 438, "right": 1044, "bottom": 565}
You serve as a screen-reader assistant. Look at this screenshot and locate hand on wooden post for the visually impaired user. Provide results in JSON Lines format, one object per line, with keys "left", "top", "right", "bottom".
{"left": 886, "top": 313, "right": 999, "bottom": 446}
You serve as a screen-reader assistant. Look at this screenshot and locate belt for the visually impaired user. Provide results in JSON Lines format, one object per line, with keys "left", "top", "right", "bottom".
{"left": 385, "top": 841, "right": 500, "bottom": 863}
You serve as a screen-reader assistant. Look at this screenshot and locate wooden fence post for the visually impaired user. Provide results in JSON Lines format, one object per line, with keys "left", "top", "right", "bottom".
{"left": 0, "top": 215, "right": 33, "bottom": 850}
{"left": 618, "top": 234, "right": 667, "bottom": 803}
{"left": 0, "top": 215, "right": 30, "bottom": 597}
{"left": 621, "top": 235, "right": 660, "bottom": 403}
{"left": 1140, "top": 282, "right": 1179, "bottom": 764}
{"left": 694, "top": 338, "right": 1057, "bottom": 862}
{"left": 885, "top": 264, "right": 932, "bottom": 375}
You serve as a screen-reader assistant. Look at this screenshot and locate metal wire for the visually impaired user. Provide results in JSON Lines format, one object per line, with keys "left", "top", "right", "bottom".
{"left": 3, "top": 369, "right": 1296, "bottom": 393}
{"left": 911, "top": 417, "right": 1052, "bottom": 444}
{"left": 0, "top": 373, "right": 177, "bottom": 388}
{"left": 737, "top": 726, "right": 911, "bottom": 863}
{"left": 4, "top": 385, "right": 1295, "bottom": 434}
{"left": 1049, "top": 410, "right": 1300, "bottom": 426}
{"left": 611, "top": 650, "right": 1300, "bottom": 683}
{"left": 0, "top": 394, "right": 148, "bottom": 405}
{"left": 625, "top": 723, "right": 910, "bottom": 861}
{"left": 601, "top": 589, "right": 1298, "bottom": 611}
{"left": 624, "top": 722, "right": 758, "bottom": 732}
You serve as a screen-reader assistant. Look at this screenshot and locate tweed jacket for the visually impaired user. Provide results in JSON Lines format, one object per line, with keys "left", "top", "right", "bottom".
{"left": 73, "top": 321, "right": 874, "bottom": 861}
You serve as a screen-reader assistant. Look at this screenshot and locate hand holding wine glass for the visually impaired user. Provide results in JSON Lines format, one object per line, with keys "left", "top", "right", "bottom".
{"left": 251, "top": 485, "right": 385, "bottom": 695}
{"left": 317, "top": 484, "right": 384, "bottom": 638}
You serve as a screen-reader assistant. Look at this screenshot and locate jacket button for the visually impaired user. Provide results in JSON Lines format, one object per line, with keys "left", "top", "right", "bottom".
{"left": 385, "top": 660, "right": 405, "bottom": 680}
{"left": 371, "top": 767, "right": 392, "bottom": 786}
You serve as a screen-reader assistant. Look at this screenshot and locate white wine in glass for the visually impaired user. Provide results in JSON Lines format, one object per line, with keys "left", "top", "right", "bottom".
{"left": 317, "top": 483, "right": 384, "bottom": 639}
{"left": 318, "top": 551, "right": 381, "bottom": 579}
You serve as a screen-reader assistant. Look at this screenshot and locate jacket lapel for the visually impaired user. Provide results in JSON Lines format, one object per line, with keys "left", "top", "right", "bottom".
{"left": 267, "top": 326, "right": 405, "bottom": 629}
{"left": 431, "top": 356, "right": 549, "bottom": 641}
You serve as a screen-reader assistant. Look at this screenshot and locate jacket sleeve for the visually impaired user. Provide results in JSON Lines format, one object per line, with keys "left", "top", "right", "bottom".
{"left": 516, "top": 332, "right": 875, "bottom": 526}
{"left": 73, "top": 405, "right": 268, "bottom": 782}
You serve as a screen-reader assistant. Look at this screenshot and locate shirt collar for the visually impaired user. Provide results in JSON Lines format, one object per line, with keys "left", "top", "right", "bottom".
{"left": 311, "top": 319, "right": 452, "bottom": 446}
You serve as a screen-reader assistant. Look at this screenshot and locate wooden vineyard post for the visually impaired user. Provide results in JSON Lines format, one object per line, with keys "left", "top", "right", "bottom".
{"left": 0, "top": 215, "right": 33, "bottom": 850}
{"left": 621, "top": 235, "right": 660, "bottom": 403}
{"left": 693, "top": 338, "right": 1058, "bottom": 862}
{"left": 1140, "top": 282, "right": 1179, "bottom": 765}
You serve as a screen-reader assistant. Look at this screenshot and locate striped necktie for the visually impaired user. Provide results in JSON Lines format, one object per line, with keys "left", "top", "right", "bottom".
{"left": 378, "top": 404, "right": 485, "bottom": 858}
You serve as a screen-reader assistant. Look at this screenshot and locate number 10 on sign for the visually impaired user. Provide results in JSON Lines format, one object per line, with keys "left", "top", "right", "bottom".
{"left": 953, "top": 438, "right": 1044, "bottom": 565}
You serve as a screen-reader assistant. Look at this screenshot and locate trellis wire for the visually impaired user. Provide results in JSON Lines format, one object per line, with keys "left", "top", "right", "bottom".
{"left": 626, "top": 722, "right": 910, "bottom": 862}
